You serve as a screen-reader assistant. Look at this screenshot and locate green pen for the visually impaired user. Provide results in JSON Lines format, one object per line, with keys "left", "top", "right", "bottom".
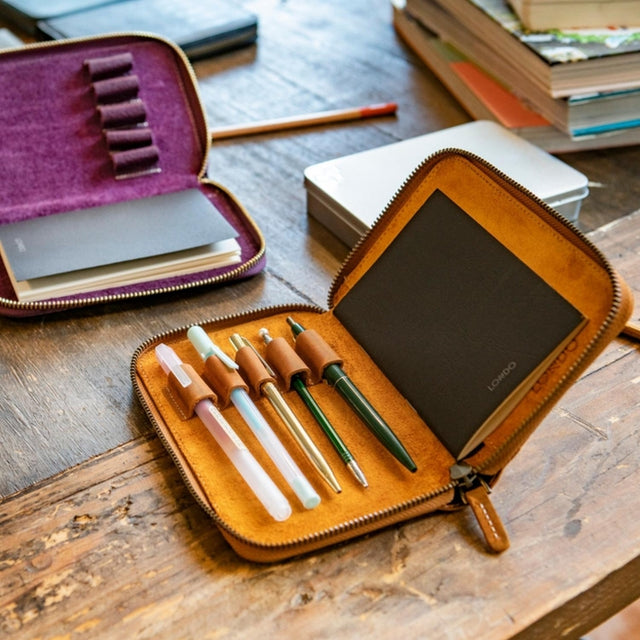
{"left": 286, "top": 317, "right": 418, "bottom": 473}
{"left": 260, "top": 328, "right": 368, "bottom": 488}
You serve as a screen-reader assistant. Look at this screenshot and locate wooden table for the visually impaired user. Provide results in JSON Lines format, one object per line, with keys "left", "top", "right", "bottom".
{"left": 1, "top": 2, "right": 640, "bottom": 638}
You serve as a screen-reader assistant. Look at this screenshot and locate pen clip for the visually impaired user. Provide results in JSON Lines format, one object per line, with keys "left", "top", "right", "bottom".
{"left": 187, "top": 325, "right": 238, "bottom": 370}
{"left": 209, "top": 343, "right": 239, "bottom": 370}
{"left": 155, "top": 343, "right": 192, "bottom": 387}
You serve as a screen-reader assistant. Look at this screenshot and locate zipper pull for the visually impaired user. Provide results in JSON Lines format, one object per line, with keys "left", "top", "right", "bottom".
{"left": 451, "top": 463, "right": 510, "bottom": 553}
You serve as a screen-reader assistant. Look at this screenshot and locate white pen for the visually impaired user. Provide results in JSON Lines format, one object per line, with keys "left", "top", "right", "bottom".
{"left": 155, "top": 343, "right": 292, "bottom": 522}
{"left": 187, "top": 326, "right": 320, "bottom": 509}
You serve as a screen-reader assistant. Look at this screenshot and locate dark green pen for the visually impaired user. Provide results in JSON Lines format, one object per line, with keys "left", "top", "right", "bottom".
{"left": 286, "top": 317, "right": 418, "bottom": 473}
{"left": 260, "top": 328, "right": 368, "bottom": 488}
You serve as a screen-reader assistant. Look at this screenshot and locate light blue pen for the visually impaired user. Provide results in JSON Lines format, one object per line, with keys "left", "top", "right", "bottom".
{"left": 187, "top": 326, "right": 321, "bottom": 510}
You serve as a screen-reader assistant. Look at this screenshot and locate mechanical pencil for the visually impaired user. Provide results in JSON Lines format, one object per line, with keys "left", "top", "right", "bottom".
{"left": 259, "top": 327, "right": 368, "bottom": 488}
{"left": 229, "top": 333, "right": 342, "bottom": 494}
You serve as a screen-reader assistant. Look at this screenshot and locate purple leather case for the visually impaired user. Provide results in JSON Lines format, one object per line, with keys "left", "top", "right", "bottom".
{"left": 0, "top": 34, "right": 265, "bottom": 316}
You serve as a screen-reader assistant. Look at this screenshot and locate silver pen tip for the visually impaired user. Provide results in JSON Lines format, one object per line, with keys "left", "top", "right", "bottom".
{"left": 347, "top": 460, "right": 369, "bottom": 488}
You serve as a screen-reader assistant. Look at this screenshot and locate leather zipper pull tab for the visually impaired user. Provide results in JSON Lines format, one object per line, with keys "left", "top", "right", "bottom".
{"left": 450, "top": 463, "right": 510, "bottom": 553}
{"left": 465, "top": 483, "right": 510, "bottom": 553}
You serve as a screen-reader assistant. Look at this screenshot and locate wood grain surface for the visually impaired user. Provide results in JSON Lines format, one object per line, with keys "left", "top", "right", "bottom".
{"left": 1, "top": 1, "right": 640, "bottom": 638}
{"left": 2, "top": 0, "right": 640, "bottom": 497}
{"left": 1, "top": 315, "right": 639, "bottom": 639}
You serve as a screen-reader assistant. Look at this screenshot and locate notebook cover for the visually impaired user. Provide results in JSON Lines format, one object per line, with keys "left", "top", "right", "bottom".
{"left": 333, "top": 188, "right": 586, "bottom": 459}
{"left": 0, "top": 188, "right": 237, "bottom": 281}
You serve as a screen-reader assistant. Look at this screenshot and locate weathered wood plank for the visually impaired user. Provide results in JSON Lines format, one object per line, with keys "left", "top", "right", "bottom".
{"left": 1, "top": 0, "right": 640, "bottom": 496}
{"left": 1, "top": 3, "right": 640, "bottom": 636}
{"left": 1, "top": 331, "right": 638, "bottom": 639}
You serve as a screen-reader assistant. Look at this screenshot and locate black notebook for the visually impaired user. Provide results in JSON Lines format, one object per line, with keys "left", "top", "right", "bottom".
{"left": 334, "top": 189, "right": 587, "bottom": 459}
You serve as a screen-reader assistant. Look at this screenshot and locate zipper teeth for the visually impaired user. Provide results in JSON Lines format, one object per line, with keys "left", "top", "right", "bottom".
{"left": 130, "top": 301, "right": 457, "bottom": 553}
{"left": 330, "top": 147, "right": 591, "bottom": 302}
{"left": 131, "top": 302, "right": 323, "bottom": 360}
{"left": 329, "top": 147, "right": 626, "bottom": 477}
{"left": 249, "top": 483, "right": 456, "bottom": 552}
{"left": 130, "top": 302, "right": 321, "bottom": 547}
{"left": 0, "top": 249, "right": 265, "bottom": 312}
{"left": 474, "top": 253, "right": 623, "bottom": 474}
{"left": 455, "top": 151, "right": 626, "bottom": 474}
{"left": 0, "top": 32, "right": 240, "bottom": 313}
{"left": 133, "top": 149, "right": 625, "bottom": 550}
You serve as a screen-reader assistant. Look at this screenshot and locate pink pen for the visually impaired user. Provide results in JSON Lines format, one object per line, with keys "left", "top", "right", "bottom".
{"left": 155, "top": 343, "right": 292, "bottom": 522}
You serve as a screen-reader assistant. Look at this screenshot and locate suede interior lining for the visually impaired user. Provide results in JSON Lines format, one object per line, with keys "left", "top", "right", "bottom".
{"left": 136, "top": 309, "right": 455, "bottom": 551}
{"left": 330, "top": 154, "right": 626, "bottom": 471}
{"left": 133, "top": 152, "right": 632, "bottom": 561}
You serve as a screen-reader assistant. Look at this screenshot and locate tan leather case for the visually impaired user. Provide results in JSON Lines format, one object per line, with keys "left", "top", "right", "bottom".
{"left": 132, "top": 150, "right": 633, "bottom": 562}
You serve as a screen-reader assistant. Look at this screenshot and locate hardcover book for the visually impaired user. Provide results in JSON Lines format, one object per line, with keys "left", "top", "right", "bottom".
{"left": 334, "top": 188, "right": 587, "bottom": 459}
{"left": 406, "top": 0, "right": 640, "bottom": 98}
{"left": 35, "top": 0, "right": 258, "bottom": 59}
{"left": 0, "top": 189, "right": 241, "bottom": 302}
{"left": 393, "top": 6, "right": 640, "bottom": 143}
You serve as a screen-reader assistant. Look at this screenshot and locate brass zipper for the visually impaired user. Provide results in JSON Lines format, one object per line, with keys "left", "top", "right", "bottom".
{"left": 330, "top": 148, "right": 626, "bottom": 473}
{"left": 133, "top": 149, "right": 626, "bottom": 557}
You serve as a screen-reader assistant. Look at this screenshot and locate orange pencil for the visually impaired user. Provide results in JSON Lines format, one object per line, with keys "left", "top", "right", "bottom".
{"left": 210, "top": 102, "right": 397, "bottom": 140}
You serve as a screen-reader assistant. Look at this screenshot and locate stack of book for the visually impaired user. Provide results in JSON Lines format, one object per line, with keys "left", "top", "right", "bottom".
{"left": 392, "top": 0, "right": 640, "bottom": 152}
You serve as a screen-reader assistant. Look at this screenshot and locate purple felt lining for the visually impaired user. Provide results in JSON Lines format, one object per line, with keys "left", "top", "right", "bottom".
{"left": 111, "top": 145, "right": 159, "bottom": 174}
{"left": 0, "top": 36, "right": 264, "bottom": 311}
{"left": 99, "top": 98, "right": 147, "bottom": 127}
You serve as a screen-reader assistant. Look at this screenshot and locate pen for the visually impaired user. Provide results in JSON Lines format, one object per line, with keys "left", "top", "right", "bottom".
{"left": 259, "top": 327, "right": 368, "bottom": 488}
{"left": 286, "top": 317, "right": 417, "bottom": 473}
{"left": 154, "top": 343, "right": 292, "bottom": 522}
{"left": 187, "top": 326, "right": 320, "bottom": 509}
{"left": 210, "top": 102, "right": 397, "bottom": 140}
{"left": 229, "top": 333, "right": 342, "bottom": 494}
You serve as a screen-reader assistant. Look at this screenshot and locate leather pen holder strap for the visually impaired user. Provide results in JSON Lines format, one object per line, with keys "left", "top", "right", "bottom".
{"left": 235, "top": 346, "right": 276, "bottom": 396}
{"left": 292, "top": 329, "right": 343, "bottom": 384}
{"left": 264, "top": 337, "right": 311, "bottom": 390}
{"left": 202, "top": 356, "right": 249, "bottom": 409}
{"left": 167, "top": 364, "right": 216, "bottom": 420}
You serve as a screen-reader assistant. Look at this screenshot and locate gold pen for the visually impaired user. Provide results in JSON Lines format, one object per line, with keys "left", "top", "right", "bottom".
{"left": 229, "top": 333, "right": 342, "bottom": 494}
